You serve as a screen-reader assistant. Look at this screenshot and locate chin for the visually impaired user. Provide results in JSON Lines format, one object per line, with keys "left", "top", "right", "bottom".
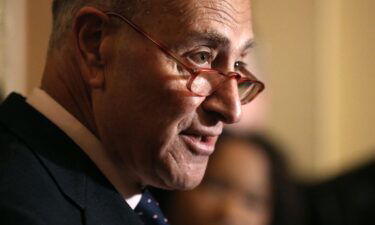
{"left": 151, "top": 139, "right": 209, "bottom": 190}
{"left": 174, "top": 176, "right": 203, "bottom": 190}
{"left": 162, "top": 176, "right": 203, "bottom": 191}
{"left": 159, "top": 164, "right": 207, "bottom": 190}
{"left": 177, "top": 181, "right": 201, "bottom": 191}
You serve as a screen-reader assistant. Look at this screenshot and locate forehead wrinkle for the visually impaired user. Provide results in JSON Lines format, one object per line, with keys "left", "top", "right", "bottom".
{"left": 200, "top": 6, "right": 239, "bottom": 26}
{"left": 162, "top": 0, "right": 248, "bottom": 29}
{"left": 220, "top": 0, "right": 241, "bottom": 14}
{"left": 157, "top": 0, "right": 253, "bottom": 52}
{"left": 200, "top": 0, "right": 241, "bottom": 24}
{"left": 191, "top": 0, "right": 242, "bottom": 28}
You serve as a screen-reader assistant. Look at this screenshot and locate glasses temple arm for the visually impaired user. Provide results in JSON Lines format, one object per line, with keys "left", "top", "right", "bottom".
{"left": 106, "top": 12, "right": 195, "bottom": 74}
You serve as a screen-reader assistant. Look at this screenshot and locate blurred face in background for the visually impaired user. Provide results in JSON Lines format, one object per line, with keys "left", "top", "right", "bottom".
{"left": 167, "top": 137, "right": 273, "bottom": 225}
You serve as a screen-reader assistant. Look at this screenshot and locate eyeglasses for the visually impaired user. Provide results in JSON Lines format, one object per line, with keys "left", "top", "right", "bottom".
{"left": 106, "top": 11, "right": 265, "bottom": 105}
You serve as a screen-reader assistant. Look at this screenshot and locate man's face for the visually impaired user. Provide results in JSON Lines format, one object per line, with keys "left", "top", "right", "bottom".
{"left": 92, "top": 0, "right": 254, "bottom": 190}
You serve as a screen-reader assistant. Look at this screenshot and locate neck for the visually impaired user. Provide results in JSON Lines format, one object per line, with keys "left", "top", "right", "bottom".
{"left": 41, "top": 49, "right": 98, "bottom": 137}
{"left": 40, "top": 50, "right": 143, "bottom": 198}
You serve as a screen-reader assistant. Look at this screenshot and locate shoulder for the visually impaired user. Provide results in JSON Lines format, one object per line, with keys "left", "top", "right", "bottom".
{"left": 0, "top": 125, "right": 83, "bottom": 224}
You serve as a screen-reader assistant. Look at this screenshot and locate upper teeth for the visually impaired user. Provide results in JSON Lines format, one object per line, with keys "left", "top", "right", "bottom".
{"left": 196, "top": 135, "right": 202, "bottom": 141}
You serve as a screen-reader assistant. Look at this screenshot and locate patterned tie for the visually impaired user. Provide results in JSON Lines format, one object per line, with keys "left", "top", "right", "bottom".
{"left": 134, "top": 189, "right": 170, "bottom": 225}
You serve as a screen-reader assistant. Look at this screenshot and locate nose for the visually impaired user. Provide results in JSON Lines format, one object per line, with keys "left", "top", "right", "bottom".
{"left": 202, "top": 78, "right": 242, "bottom": 124}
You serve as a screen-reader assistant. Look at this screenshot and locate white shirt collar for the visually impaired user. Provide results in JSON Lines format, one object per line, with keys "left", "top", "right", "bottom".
{"left": 26, "top": 88, "right": 141, "bottom": 209}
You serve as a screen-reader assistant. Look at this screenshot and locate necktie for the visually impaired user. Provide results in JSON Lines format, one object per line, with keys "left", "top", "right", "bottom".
{"left": 134, "top": 189, "right": 170, "bottom": 225}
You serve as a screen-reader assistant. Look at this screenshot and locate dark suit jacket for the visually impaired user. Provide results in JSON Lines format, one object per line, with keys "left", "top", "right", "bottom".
{"left": 0, "top": 93, "right": 143, "bottom": 225}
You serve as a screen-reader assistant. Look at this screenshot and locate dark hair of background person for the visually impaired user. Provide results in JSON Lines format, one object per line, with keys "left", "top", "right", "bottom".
{"left": 151, "top": 131, "right": 308, "bottom": 225}
{"left": 306, "top": 157, "right": 375, "bottom": 225}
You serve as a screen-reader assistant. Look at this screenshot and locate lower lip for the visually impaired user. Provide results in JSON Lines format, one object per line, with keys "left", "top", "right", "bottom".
{"left": 180, "top": 134, "right": 218, "bottom": 156}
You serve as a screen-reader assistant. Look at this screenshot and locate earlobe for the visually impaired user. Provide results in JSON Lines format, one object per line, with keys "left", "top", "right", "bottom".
{"left": 74, "top": 7, "right": 110, "bottom": 89}
{"left": 88, "top": 71, "right": 105, "bottom": 89}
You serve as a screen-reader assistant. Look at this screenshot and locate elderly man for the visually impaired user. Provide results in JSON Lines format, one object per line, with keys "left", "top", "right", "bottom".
{"left": 0, "top": 0, "right": 264, "bottom": 224}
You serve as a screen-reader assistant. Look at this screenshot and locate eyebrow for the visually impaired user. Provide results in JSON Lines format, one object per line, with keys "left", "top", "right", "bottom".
{"left": 174, "top": 31, "right": 255, "bottom": 52}
{"left": 243, "top": 39, "right": 256, "bottom": 51}
{"left": 192, "top": 31, "right": 230, "bottom": 47}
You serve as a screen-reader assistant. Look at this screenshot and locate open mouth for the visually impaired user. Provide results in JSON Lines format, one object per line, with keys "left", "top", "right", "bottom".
{"left": 179, "top": 133, "right": 218, "bottom": 156}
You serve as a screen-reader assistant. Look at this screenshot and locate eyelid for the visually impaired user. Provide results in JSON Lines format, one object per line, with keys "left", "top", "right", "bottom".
{"left": 183, "top": 47, "right": 216, "bottom": 65}
{"left": 185, "top": 46, "right": 214, "bottom": 56}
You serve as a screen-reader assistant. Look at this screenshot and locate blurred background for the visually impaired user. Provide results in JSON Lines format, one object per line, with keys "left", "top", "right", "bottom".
{"left": 0, "top": 0, "right": 374, "bottom": 184}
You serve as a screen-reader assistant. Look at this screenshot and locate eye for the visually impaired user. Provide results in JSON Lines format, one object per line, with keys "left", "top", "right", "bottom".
{"left": 188, "top": 51, "right": 213, "bottom": 67}
{"left": 234, "top": 61, "right": 247, "bottom": 70}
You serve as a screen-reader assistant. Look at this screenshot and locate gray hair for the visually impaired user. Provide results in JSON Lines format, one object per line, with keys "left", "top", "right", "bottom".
{"left": 49, "top": 0, "right": 143, "bottom": 50}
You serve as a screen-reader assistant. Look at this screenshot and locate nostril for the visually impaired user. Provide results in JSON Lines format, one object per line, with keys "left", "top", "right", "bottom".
{"left": 207, "top": 110, "right": 227, "bottom": 124}
{"left": 204, "top": 106, "right": 241, "bottom": 125}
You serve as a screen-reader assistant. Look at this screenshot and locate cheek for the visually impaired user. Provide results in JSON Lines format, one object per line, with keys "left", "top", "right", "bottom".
{"left": 96, "top": 45, "right": 206, "bottom": 186}
{"left": 107, "top": 38, "right": 203, "bottom": 134}
{"left": 103, "top": 59, "right": 195, "bottom": 136}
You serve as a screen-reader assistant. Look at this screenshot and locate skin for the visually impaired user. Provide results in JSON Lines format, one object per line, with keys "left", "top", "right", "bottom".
{"left": 41, "top": 0, "right": 254, "bottom": 196}
{"left": 167, "top": 138, "right": 273, "bottom": 225}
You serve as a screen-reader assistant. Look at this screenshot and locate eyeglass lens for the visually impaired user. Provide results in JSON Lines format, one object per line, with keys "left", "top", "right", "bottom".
{"left": 190, "top": 71, "right": 259, "bottom": 104}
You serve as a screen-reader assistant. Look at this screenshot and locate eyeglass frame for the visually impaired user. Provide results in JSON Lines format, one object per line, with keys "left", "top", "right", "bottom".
{"left": 105, "top": 11, "right": 265, "bottom": 105}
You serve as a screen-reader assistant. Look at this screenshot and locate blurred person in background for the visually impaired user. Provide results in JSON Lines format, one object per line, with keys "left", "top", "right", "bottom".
{"left": 152, "top": 131, "right": 306, "bottom": 225}
{"left": 306, "top": 158, "right": 375, "bottom": 225}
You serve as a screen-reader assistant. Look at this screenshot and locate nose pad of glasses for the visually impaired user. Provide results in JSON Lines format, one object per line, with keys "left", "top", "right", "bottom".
{"left": 190, "top": 71, "right": 228, "bottom": 96}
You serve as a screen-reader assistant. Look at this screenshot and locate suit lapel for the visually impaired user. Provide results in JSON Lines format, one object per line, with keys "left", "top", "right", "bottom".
{"left": 0, "top": 93, "right": 143, "bottom": 225}
{"left": 84, "top": 170, "right": 142, "bottom": 225}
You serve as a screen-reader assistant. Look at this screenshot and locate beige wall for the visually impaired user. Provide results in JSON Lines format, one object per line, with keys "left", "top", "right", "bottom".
{"left": 0, "top": 0, "right": 4, "bottom": 99}
{"left": 338, "top": 0, "right": 375, "bottom": 173}
{"left": 252, "top": 0, "right": 317, "bottom": 179}
{"left": 26, "top": 0, "right": 51, "bottom": 92}
{"left": 1, "top": 0, "right": 51, "bottom": 96}
{"left": 1, "top": 0, "right": 374, "bottom": 181}
{"left": 253, "top": 0, "right": 375, "bottom": 180}
{"left": 1, "top": 0, "right": 28, "bottom": 96}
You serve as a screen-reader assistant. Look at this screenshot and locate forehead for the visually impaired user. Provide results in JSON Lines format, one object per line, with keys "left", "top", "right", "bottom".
{"left": 163, "top": 0, "right": 252, "bottom": 27}
{"left": 137, "top": 0, "right": 253, "bottom": 48}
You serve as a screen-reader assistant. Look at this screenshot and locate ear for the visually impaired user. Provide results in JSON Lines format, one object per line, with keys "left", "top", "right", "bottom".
{"left": 74, "top": 7, "right": 110, "bottom": 89}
